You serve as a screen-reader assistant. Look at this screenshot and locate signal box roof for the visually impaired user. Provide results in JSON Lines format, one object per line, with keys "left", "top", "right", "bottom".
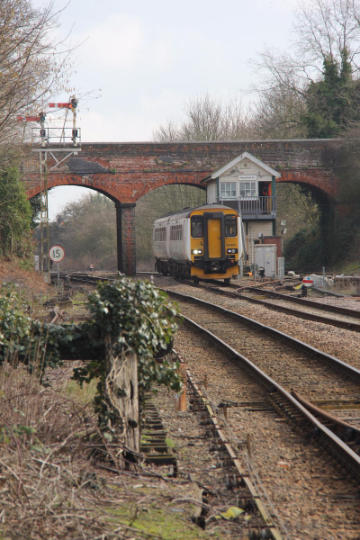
{"left": 201, "top": 151, "right": 280, "bottom": 183}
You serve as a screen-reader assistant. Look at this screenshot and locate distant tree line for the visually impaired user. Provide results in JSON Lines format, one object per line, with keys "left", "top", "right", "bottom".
{"left": 46, "top": 193, "right": 117, "bottom": 271}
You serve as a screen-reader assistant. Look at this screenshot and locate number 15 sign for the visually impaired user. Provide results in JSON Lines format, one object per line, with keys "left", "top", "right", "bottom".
{"left": 49, "top": 245, "right": 65, "bottom": 263}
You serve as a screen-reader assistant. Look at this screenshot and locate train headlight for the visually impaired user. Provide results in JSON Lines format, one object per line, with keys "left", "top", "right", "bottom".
{"left": 227, "top": 248, "right": 238, "bottom": 254}
{"left": 192, "top": 249, "right": 203, "bottom": 255}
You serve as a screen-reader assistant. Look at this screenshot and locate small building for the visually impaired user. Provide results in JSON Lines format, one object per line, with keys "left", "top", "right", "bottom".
{"left": 201, "top": 152, "right": 281, "bottom": 270}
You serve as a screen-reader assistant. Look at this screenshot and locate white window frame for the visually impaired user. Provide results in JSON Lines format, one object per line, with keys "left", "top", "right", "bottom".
{"left": 219, "top": 181, "right": 237, "bottom": 199}
{"left": 239, "top": 180, "right": 258, "bottom": 199}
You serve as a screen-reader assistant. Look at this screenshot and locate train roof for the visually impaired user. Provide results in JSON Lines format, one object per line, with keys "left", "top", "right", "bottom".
{"left": 155, "top": 203, "right": 238, "bottom": 221}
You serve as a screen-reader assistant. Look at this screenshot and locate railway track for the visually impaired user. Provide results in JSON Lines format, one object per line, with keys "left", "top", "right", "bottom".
{"left": 171, "top": 306, "right": 360, "bottom": 538}
{"left": 179, "top": 279, "right": 360, "bottom": 332}
{"left": 171, "top": 351, "right": 284, "bottom": 539}
{"left": 162, "top": 288, "right": 360, "bottom": 474}
{"left": 52, "top": 271, "right": 286, "bottom": 537}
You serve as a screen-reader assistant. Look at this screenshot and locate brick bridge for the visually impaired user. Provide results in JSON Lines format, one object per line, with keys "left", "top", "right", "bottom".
{"left": 22, "top": 139, "right": 340, "bottom": 274}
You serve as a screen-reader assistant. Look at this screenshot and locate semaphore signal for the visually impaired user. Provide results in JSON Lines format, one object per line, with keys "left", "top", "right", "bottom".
{"left": 17, "top": 97, "right": 81, "bottom": 276}
{"left": 48, "top": 97, "right": 78, "bottom": 109}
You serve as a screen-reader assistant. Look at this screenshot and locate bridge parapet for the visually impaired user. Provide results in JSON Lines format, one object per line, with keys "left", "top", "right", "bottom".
{"left": 22, "top": 139, "right": 340, "bottom": 203}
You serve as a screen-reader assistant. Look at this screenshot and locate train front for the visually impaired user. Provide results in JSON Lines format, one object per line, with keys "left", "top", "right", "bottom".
{"left": 189, "top": 205, "right": 242, "bottom": 282}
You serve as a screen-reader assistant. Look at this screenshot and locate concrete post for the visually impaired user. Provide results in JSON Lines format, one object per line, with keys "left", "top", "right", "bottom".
{"left": 116, "top": 202, "right": 136, "bottom": 275}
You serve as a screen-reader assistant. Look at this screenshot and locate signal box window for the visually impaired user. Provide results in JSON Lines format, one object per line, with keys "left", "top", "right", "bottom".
{"left": 220, "top": 182, "right": 237, "bottom": 198}
{"left": 225, "top": 215, "right": 237, "bottom": 237}
{"left": 239, "top": 181, "right": 257, "bottom": 198}
{"left": 191, "top": 215, "right": 203, "bottom": 237}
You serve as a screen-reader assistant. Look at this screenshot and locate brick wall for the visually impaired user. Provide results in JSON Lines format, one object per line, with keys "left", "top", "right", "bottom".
{"left": 22, "top": 139, "right": 340, "bottom": 203}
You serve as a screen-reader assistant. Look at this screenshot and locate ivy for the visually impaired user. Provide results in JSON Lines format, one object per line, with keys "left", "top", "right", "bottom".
{"left": 302, "top": 49, "right": 360, "bottom": 138}
{"left": 0, "top": 284, "right": 64, "bottom": 380}
{"left": 0, "top": 167, "right": 32, "bottom": 257}
{"left": 72, "top": 278, "right": 181, "bottom": 428}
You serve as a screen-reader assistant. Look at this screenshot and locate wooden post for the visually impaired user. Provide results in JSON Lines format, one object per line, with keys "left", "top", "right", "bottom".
{"left": 177, "top": 363, "right": 187, "bottom": 412}
{"left": 105, "top": 336, "right": 139, "bottom": 454}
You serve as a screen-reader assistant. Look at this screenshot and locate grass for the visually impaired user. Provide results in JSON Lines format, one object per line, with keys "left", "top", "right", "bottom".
{"left": 104, "top": 497, "right": 219, "bottom": 539}
{"left": 340, "top": 261, "right": 360, "bottom": 275}
{"left": 64, "top": 378, "right": 98, "bottom": 405}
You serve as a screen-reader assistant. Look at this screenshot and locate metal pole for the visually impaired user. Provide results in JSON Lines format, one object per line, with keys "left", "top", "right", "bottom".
{"left": 39, "top": 152, "right": 44, "bottom": 272}
{"left": 39, "top": 149, "right": 50, "bottom": 280}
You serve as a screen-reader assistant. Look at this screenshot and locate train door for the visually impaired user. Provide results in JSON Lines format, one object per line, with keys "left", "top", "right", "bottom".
{"left": 204, "top": 213, "right": 224, "bottom": 260}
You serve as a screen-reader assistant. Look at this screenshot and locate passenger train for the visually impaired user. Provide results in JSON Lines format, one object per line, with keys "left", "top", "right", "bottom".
{"left": 152, "top": 204, "right": 243, "bottom": 283}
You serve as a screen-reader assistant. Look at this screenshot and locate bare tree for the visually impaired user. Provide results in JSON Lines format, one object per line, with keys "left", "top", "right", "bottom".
{"left": 252, "top": 0, "right": 360, "bottom": 138}
{"left": 295, "top": 0, "right": 360, "bottom": 71}
{"left": 252, "top": 82, "right": 308, "bottom": 139}
{"left": 0, "top": 0, "right": 69, "bottom": 144}
{"left": 257, "top": 0, "right": 360, "bottom": 89}
{"left": 154, "top": 95, "right": 255, "bottom": 141}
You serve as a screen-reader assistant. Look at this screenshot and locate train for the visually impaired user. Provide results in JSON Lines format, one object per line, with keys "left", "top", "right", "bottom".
{"left": 152, "top": 203, "right": 243, "bottom": 283}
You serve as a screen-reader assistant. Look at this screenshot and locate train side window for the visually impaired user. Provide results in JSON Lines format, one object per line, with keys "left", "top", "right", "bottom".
{"left": 225, "top": 215, "right": 237, "bottom": 237}
{"left": 191, "top": 216, "right": 203, "bottom": 237}
{"left": 170, "top": 224, "right": 182, "bottom": 240}
{"left": 154, "top": 227, "right": 166, "bottom": 241}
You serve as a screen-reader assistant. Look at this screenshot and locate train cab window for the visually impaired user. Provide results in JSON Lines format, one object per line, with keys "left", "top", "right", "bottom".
{"left": 191, "top": 215, "right": 204, "bottom": 237}
{"left": 224, "top": 215, "right": 237, "bottom": 237}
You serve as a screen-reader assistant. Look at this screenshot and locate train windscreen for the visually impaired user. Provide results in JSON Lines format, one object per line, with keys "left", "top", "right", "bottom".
{"left": 191, "top": 215, "right": 203, "bottom": 237}
{"left": 224, "top": 215, "right": 237, "bottom": 237}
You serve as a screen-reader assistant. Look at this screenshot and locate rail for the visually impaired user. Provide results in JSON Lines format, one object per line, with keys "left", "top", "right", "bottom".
{"left": 174, "top": 305, "right": 360, "bottom": 482}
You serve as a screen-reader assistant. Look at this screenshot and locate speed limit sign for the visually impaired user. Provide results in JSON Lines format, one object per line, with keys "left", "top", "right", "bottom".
{"left": 49, "top": 244, "right": 65, "bottom": 263}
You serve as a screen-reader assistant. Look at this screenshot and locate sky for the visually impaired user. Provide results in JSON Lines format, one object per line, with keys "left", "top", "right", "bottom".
{"left": 31, "top": 0, "right": 300, "bottom": 218}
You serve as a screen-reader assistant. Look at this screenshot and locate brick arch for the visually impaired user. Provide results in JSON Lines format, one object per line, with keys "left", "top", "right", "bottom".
{"left": 277, "top": 170, "right": 338, "bottom": 200}
{"left": 27, "top": 172, "right": 208, "bottom": 205}
{"left": 134, "top": 179, "right": 206, "bottom": 203}
{"left": 276, "top": 171, "right": 341, "bottom": 268}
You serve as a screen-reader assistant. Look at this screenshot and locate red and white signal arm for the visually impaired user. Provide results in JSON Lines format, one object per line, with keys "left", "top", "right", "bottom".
{"left": 49, "top": 245, "right": 65, "bottom": 263}
{"left": 302, "top": 275, "right": 314, "bottom": 287}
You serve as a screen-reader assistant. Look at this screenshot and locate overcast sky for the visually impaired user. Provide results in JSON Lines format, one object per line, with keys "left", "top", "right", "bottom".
{"left": 31, "top": 0, "right": 300, "bottom": 218}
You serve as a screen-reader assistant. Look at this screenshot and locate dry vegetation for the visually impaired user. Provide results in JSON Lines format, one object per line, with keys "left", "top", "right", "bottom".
{"left": 0, "top": 261, "right": 228, "bottom": 539}
{"left": 0, "top": 360, "right": 242, "bottom": 540}
{"left": 0, "top": 258, "right": 51, "bottom": 295}
{"left": 0, "top": 363, "right": 104, "bottom": 539}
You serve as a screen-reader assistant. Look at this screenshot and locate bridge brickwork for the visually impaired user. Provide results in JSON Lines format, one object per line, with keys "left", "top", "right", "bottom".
{"left": 22, "top": 139, "right": 341, "bottom": 274}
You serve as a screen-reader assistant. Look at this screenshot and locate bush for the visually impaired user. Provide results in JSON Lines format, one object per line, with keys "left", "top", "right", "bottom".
{"left": 72, "top": 277, "right": 181, "bottom": 429}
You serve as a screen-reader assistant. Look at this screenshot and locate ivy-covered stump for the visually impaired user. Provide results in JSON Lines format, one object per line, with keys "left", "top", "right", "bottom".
{"left": 71, "top": 277, "right": 181, "bottom": 462}
{"left": 0, "top": 277, "right": 181, "bottom": 467}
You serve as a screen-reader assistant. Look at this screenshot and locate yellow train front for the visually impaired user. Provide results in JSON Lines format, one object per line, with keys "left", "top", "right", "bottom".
{"left": 153, "top": 204, "right": 243, "bottom": 283}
